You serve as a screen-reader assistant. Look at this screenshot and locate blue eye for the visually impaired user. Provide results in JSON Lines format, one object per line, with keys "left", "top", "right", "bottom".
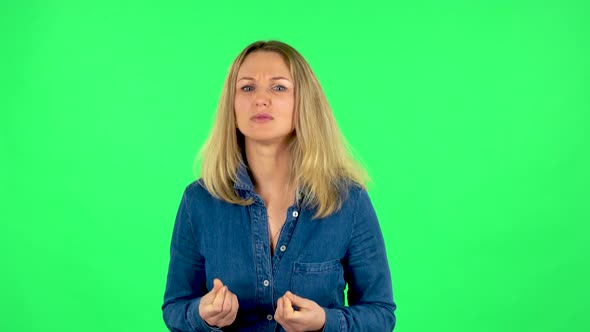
{"left": 240, "top": 85, "right": 286, "bottom": 92}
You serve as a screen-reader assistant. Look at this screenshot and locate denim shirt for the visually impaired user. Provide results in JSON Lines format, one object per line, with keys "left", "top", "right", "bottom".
{"left": 162, "top": 162, "right": 397, "bottom": 332}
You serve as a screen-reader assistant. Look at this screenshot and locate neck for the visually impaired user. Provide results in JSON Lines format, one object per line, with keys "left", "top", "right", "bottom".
{"left": 244, "top": 138, "right": 294, "bottom": 203}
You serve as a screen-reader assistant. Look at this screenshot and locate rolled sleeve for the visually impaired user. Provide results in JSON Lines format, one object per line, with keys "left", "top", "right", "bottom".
{"left": 337, "top": 188, "right": 397, "bottom": 331}
{"left": 322, "top": 307, "right": 346, "bottom": 332}
{"left": 187, "top": 298, "right": 222, "bottom": 332}
{"left": 162, "top": 187, "right": 211, "bottom": 331}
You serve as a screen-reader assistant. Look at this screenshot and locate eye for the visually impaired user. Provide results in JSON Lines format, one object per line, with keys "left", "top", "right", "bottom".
{"left": 240, "top": 85, "right": 254, "bottom": 92}
{"left": 274, "top": 85, "right": 287, "bottom": 91}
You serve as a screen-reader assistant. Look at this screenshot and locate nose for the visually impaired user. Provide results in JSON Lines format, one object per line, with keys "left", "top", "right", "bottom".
{"left": 254, "top": 89, "right": 271, "bottom": 107}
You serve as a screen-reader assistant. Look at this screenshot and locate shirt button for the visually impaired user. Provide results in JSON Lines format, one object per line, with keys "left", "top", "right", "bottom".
{"left": 267, "top": 314, "right": 273, "bottom": 321}
{"left": 263, "top": 280, "right": 270, "bottom": 287}
{"left": 280, "top": 245, "right": 287, "bottom": 252}
{"left": 292, "top": 211, "right": 299, "bottom": 218}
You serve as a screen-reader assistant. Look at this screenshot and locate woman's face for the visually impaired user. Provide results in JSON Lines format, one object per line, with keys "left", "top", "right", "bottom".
{"left": 234, "top": 51, "right": 295, "bottom": 146}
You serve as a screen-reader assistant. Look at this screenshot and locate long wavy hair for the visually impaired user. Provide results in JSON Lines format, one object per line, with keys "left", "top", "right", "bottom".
{"left": 196, "top": 40, "right": 368, "bottom": 219}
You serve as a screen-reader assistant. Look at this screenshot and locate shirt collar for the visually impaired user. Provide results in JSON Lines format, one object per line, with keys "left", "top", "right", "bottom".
{"left": 233, "top": 160, "right": 254, "bottom": 192}
{"left": 233, "top": 159, "right": 304, "bottom": 206}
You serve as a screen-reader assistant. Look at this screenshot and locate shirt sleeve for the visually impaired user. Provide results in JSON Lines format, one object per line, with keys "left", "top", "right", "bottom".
{"left": 323, "top": 188, "right": 397, "bottom": 332}
{"left": 162, "top": 187, "right": 221, "bottom": 332}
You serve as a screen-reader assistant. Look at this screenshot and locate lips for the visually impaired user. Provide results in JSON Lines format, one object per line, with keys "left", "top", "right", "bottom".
{"left": 251, "top": 113, "right": 274, "bottom": 122}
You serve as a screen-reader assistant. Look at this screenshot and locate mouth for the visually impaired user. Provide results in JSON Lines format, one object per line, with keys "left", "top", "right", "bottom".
{"left": 251, "top": 113, "right": 274, "bottom": 122}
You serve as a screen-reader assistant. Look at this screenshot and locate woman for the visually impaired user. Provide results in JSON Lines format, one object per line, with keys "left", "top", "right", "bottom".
{"left": 162, "top": 40, "right": 396, "bottom": 331}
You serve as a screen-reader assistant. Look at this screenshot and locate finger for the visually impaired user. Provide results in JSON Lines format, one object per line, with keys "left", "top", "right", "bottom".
{"left": 204, "top": 278, "right": 224, "bottom": 303}
{"left": 226, "top": 293, "right": 240, "bottom": 323}
{"left": 276, "top": 297, "right": 284, "bottom": 316}
{"left": 213, "top": 279, "right": 224, "bottom": 293}
{"left": 275, "top": 297, "right": 284, "bottom": 323}
{"left": 233, "top": 293, "right": 239, "bottom": 311}
{"left": 211, "top": 285, "right": 227, "bottom": 313}
{"left": 230, "top": 293, "right": 239, "bottom": 318}
{"left": 283, "top": 293, "right": 294, "bottom": 318}
{"left": 218, "top": 287, "right": 234, "bottom": 319}
{"left": 286, "top": 291, "right": 314, "bottom": 309}
{"left": 216, "top": 291, "right": 239, "bottom": 327}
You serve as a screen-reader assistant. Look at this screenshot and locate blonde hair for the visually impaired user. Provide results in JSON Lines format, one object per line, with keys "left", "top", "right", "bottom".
{"left": 196, "top": 40, "right": 368, "bottom": 219}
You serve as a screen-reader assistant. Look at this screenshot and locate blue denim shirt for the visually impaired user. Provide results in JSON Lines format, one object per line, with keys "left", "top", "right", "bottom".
{"left": 162, "top": 162, "right": 396, "bottom": 331}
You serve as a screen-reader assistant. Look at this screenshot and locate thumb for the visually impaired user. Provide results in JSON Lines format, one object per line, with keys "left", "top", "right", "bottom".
{"left": 212, "top": 278, "right": 224, "bottom": 292}
{"left": 203, "top": 278, "right": 224, "bottom": 302}
{"left": 285, "top": 291, "right": 313, "bottom": 308}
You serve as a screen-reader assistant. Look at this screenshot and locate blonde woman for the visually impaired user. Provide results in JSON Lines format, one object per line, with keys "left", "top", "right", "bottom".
{"left": 162, "top": 40, "right": 396, "bottom": 331}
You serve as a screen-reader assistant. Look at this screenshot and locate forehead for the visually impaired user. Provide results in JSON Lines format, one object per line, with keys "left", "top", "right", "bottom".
{"left": 237, "top": 51, "right": 292, "bottom": 78}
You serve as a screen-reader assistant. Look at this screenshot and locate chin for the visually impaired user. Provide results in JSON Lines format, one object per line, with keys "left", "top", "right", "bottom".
{"left": 245, "top": 133, "right": 292, "bottom": 145}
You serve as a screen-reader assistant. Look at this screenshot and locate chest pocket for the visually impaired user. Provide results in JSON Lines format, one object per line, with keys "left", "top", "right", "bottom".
{"left": 290, "top": 259, "right": 345, "bottom": 308}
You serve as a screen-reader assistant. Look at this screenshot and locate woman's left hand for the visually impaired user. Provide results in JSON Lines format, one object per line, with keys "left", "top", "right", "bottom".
{"left": 275, "top": 291, "right": 326, "bottom": 332}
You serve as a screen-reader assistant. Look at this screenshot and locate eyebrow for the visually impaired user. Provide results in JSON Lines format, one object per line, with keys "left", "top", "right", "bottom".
{"left": 237, "top": 76, "right": 292, "bottom": 82}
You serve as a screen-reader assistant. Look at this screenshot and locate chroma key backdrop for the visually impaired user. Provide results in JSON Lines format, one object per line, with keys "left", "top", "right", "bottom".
{"left": 1, "top": 1, "right": 588, "bottom": 331}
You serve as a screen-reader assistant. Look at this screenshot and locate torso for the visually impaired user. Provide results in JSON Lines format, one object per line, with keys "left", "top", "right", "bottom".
{"left": 256, "top": 183, "right": 297, "bottom": 255}
{"left": 172, "top": 180, "right": 381, "bottom": 330}
{"left": 267, "top": 205, "right": 289, "bottom": 255}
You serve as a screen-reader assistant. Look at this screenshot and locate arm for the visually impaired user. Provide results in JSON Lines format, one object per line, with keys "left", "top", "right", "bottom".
{"left": 161, "top": 188, "right": 221, "bottom": 332}
{"left": 323, "top": 189, "right": 397, "bottom": 332}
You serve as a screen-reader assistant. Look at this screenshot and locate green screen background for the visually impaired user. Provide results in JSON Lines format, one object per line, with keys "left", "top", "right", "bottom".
{"left": 1, "top": 1, "right": 588, "bottom": 331}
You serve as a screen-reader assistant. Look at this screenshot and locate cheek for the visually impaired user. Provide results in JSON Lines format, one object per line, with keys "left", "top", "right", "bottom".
{"left": 286, "top": 101, "right": 296, "bottom": 124}
{"left": 234, "top": 97, "right": 249, "bottom": 124}
{"left": 234, "top": 95, "right": 248, "bottom": 112}
{"left": 276, "top": 95, "right": 295, "bottom": 112}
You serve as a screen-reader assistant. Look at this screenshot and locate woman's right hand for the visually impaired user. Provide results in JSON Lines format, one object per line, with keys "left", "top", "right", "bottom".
{"left": 198, "top": 278, "right": 240, "bottom": 328}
